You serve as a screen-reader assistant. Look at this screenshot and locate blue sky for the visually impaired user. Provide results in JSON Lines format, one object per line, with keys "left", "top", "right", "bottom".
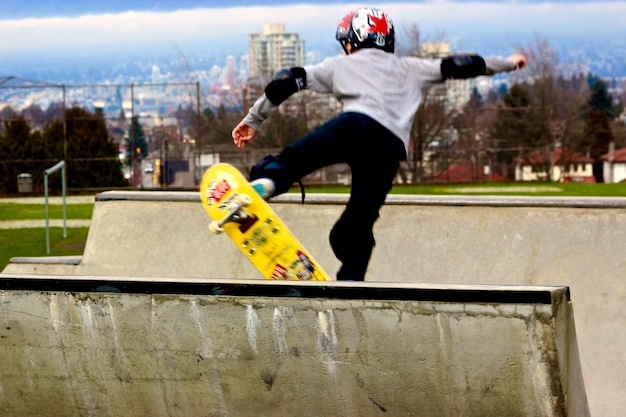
{"left": 1, "top": 1, "right": 624, "bottom": 58}
{"left": 1, "top": 0, "right": 617, "bottom": 19}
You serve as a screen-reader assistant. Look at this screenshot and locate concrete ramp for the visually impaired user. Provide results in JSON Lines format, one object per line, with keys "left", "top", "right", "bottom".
{"left": 4, "top": 191, "right": 624, "bottom": 416}
{"left": 0, "top": 274, "right": 587, "bottom": 417}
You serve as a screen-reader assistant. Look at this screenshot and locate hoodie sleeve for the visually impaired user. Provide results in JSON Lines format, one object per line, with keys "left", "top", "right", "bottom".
{"left": 242, "top": 94, "right": 278, "bottom": 130}
{"left": 484, "top": 56, "right": 516, "bottom": 75}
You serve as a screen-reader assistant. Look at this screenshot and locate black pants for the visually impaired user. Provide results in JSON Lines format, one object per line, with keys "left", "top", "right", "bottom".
{"left": 252, "top": 112, "right": 406, "bottom": 280}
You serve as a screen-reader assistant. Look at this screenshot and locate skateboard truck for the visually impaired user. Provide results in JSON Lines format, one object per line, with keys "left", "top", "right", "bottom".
{"left": 208, "top": 193, "right": 258, "bottom": 234}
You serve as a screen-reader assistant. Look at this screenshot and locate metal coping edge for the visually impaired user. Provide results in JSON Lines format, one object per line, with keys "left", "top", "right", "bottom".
{"left": 0, "top": 276, "right": 566, "bottom": 305}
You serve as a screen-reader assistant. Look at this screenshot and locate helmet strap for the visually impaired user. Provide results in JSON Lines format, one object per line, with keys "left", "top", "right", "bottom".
{"left": 340, "top": 40, "right": 355, "bottom": 55}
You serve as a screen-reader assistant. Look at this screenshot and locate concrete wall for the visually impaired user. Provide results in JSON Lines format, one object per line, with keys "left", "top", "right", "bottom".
{"left": 0, "top": 276, "right": 586, "bottom": 417}
{"left": 4, "top": 190, "right": 625, "bottom": 416}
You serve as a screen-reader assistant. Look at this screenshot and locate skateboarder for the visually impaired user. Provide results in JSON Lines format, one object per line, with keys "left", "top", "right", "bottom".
{"left": 232, "top": 7, "right": 527, "bottom": 281}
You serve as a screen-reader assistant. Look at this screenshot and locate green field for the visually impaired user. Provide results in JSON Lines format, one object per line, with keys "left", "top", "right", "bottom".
{"left": 389, "top": 182, "right": 626, "bottom": 197}
{"left": 0, "top": 203, "right": 94, "bottom": 221}
{"left": 1, "top": 182, "right": 625, "bottom": 271}
{"left": 0, "top": 202, "right": 93, "bottom": 270}
{"left": 323, "top": 182, "right": 626, "bottom": 197}
{"left": 0, "top": 227, "right": 90, "bottom": 269}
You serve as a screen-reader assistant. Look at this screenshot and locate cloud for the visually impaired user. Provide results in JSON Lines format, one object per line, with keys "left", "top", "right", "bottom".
{"left": 0, "top": 2, "right": 623, "bottom": 54}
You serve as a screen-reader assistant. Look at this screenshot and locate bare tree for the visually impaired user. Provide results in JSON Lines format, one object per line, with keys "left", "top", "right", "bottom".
{"left": 495, "top": 34, "right": 589, "bottom": 181}
{"left": 400, "top": 24, "right": 461, "bottom": 183}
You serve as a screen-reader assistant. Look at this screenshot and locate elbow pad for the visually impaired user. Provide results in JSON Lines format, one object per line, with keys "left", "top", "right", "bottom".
{"left": 264, "top": 67, "right": 307, "bottom": 105}
{"left": 440, "top": 55, "right": 487, "bottom": 80}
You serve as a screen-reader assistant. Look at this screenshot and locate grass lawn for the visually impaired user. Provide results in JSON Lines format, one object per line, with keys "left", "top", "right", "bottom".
{"left": 0, "top": 202, "right": 93, "bottom": 271}
{"left": 391, "top": 182, "right": 626, "bottom": 197}
{"left": 0, "top": 203, "right": 93, "bottom": 221}
{"left": 0, "top": 227, "right": 90, "bottom": 270}
{"left": 315, "top": 182, "right": 626, "bottom": 197}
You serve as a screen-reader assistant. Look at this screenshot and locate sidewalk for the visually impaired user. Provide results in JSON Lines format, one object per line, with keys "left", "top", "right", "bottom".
{"left": 0, "top": 220, "right": 91, "bottom": 229}
{"left": 0, "top": 195, "right": 95, "bottom": 204}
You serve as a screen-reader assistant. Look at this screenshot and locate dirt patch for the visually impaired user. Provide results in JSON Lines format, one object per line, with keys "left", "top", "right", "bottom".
{"left": 58, "top": 241, "right": 86, "bottom": 251}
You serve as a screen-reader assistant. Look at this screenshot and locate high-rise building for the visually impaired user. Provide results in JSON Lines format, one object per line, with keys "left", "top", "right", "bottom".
{"left": 248, "top": 23, "right": 305, "bottom": 81}
{"left": 244, "top": 23, "right": 341, "bottom": 129}
{"left": 421, "top": 41, "right": 474, "bottom": 112}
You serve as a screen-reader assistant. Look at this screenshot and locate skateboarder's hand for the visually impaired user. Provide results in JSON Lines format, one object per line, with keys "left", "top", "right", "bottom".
{"left": 232, "top": 121, "right": 257, "bottom": 150}
{"left": 508, "top": 54, "right": 527, "bottom": 70}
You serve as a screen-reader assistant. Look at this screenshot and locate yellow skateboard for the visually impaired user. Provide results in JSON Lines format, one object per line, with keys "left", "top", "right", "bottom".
{"left": 200, "top": 163, "right": 329, "bottom": 281}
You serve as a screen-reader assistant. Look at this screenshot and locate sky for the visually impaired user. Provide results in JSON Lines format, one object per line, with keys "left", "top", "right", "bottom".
{"left": 0, "top": 1, "right": 625, "bottom": 62}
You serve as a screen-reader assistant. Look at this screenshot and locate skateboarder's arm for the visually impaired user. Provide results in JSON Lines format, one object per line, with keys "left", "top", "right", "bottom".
{"left": 264, "top": 67, "right": 306, "bottom": 105}
{"left": 232, "top": 92, "right": 278, "bottom": 149}
{"left": 232, "top": 121, "right": 257, "bottom": 150}
{"left": 233, "top": 66, "right": 308, "bottom": 150}
{"left": 440, "top": 53, "right": 526, "bottom": 79}
{"left": 484, "top": 54, "right": 526, "bottom": 75}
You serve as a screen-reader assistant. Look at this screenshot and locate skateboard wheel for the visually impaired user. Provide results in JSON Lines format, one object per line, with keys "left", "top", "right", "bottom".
{"left": 208, "top": 221, "right": 224, "bottom": 234}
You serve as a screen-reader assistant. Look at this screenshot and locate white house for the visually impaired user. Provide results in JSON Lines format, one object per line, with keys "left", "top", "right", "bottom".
{"left": 601, "top": 147, "right": 626, "bottom": 183}
{"left": 515, "top": 146, "right": 595, "bottom": 182}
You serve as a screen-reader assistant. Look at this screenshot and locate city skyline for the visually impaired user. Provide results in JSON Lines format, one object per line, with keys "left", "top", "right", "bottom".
{"left": 1, "top": 0, "right": 625, "bottom": 110}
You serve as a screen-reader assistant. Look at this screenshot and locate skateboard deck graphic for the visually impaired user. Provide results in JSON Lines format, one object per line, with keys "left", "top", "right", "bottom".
{"left": 200, "top": 163, "right": 329, "bottom": 281}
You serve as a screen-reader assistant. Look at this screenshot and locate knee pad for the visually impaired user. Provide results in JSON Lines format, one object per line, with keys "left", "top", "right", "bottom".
{"left": 250, "top": 155, "right": 283, "bottom": 180}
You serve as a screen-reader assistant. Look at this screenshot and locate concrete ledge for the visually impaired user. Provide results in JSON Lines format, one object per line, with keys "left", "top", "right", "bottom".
{"left": 2, "top": 190, "right": 623, "bottom": 416}
{"left": 0, "top": 273, "right": 564, "bottom": 304}
{"left": 96, "top": 189, "right": 626, "bottom": 208}
{"left": 3, "top": 256, "right": 83, "bottom": 275}
{"left": 9, "top": 255, "right": 82, "bottom": 265}
{"left": 0, "top": 274, "right": 588, "bottom": 417}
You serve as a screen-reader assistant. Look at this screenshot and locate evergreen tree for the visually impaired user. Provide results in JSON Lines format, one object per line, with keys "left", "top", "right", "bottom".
{"left": 586, "top": 76, "right": 621, "bottom": 117}
{"left": 54, "top": 106, "right": 126, "bottom": 188}
{"left": 199, "top": 107, "right": 217, "bottom": 150}
{"left": 492, "top": 84, "right": 536, "bottom": 162}
{"left": 125, "top": 115, "right": 148, "bottom": 161}
{"left": 0, "top": 115, "right": 58, "bottom": 193}
{"left": 0, "top": 117, "right": 32, "bottom": 193}
{"left": 580, "top": 78, "right": 617, "bottom": 181}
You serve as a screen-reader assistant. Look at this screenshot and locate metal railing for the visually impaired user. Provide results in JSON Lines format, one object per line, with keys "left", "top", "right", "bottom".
{"left": 44, "top": 161, "right": 66, "bottom": 254}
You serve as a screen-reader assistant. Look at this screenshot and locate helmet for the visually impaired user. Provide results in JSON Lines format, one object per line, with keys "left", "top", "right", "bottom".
{"left": 336, "top": 8, "right": 395, "bottom": 54}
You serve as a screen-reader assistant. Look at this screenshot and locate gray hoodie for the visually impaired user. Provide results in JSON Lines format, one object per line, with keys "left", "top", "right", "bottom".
{"left": 244, "top": 48, "right": 516, "bottom": 152}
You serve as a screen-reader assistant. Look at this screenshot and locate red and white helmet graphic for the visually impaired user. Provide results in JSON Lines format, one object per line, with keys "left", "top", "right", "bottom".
{"left": 336, "top": 7, "right": 395, "bottom": 53}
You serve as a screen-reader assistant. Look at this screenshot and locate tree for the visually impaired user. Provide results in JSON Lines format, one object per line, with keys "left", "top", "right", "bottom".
{"left": 122, "top": 115, "right": 149, "bottom": 186}
{"left": 0, "top": 117, "right": 36, "bottom": 193}
{"left": 409, "top": 93, "right": 453, "bottom": 182}
{"left": 125, "top": 115, "right": 148, "bottom": 161}
{"left": 580, "top": 77, "right": 618, "bottom": 181}
{"left": 255, "top": 101, "right": 309, "bottom": 150}
{"left": 196, "top": 107, "right": 218, "bottom": 152}
{"left": 492, "top": 84, "right": 535, "bottom": 155}
{"left": 586, "top": 76, "right": 622, "bottom": 118}
{"left": 50, "top": 106, "right": 126, "bottom": 188}
{"left": 196, "top": 104, "right": 242, "bottom": 152}
{"left": 43, "top": 102, "right": 64, "bottom": 124}
{"left": 452, "top": 88, "right": 490, "bottom": 180}
{"left": 402, "top": 24, "right": 459, "bottom": 183}
{"left": 173, "top": 104, "right": 197, "bottom": 135}
{"left": 491, "top": 35, "right": 589, "bottom": 181}
{"left": 21, "top": 103, "right": 46, "bottom": 130}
